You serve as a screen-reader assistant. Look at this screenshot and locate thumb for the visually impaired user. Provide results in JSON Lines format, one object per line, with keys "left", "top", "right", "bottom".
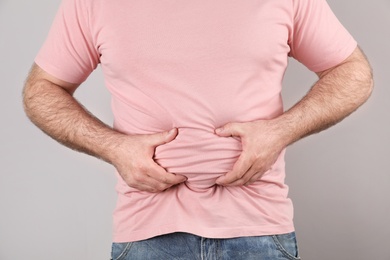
{"left": 146, "top": 128, "right": 178, "bottom": 147}
{"left": 215, "top": 122, "right": 243, "bottom": 137}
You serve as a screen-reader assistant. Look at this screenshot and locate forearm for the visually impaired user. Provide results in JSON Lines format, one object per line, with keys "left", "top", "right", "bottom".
{"left": 23, "top": 78, "right": 123, "bottom": 164}
{"left": 23, "top": 64, "right": 187, "bottom": 192}
{"left": 275, "top": 47, "right": 373, "bottom": 146}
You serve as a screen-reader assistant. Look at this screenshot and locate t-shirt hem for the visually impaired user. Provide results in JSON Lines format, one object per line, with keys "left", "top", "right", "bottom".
{"left": 113, "top": 223, "right": 295, "bottom": 243}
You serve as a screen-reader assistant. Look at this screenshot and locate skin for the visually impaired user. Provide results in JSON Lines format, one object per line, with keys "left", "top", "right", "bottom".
{"left": 23, "top": 46, "right": 373, "bottom": 192}
{"left": 215, "top": 46, "right": 373, "bottom": 186}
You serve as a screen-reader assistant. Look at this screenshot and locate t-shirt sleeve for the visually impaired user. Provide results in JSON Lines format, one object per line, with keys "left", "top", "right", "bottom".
{"left": 34, "top": 0, "right": 99, "bottom": 84}
{"left": 289, "top": 0, "right": 357, "bottom": 72}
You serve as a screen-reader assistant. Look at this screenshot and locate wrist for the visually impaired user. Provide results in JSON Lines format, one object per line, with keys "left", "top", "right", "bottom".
{"left": 268, "top": 114, "right": 300, "bottom": 148}
{"left": 95, "top": 130, "right": 130, "bottom": 166}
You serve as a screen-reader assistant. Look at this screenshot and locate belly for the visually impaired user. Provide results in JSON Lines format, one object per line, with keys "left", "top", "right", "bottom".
{"left": 155, "top": 127, "right": 242, "bottom": 190}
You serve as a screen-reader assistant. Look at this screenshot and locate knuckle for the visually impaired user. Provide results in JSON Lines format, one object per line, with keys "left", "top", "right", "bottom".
{"left": 239, "top": 176, "right": 250, "bottom": 184}
{"left": 124, "top": 178, "right": 139, "bottom": 189}
{"left": 131, "top": 171, "right": 147, "bottom": 182}
{"left": 235, "top": 171, "right": 245, "bottom": 179}
{"left": 148, "top": 188, "right": 160, "bottom": 193}
{"left": 232, "top": 179, "right": 246, "bottom": 186}
{"left": 155, "top": 183, "right": 169, "bottom": 191}
{"left": 233, "top": 178, "right": 244, "bottom": 184}
{"left": 135, "top": 163, "right": 148, "bottom": 172}
{"left": 247, "top": 153, "right": 258, "bottom": 162}
{"left": 157, "top": 174, "right": 168, "bottom": 183}
{"left": 224, "top": 122, "right": 233, "bottom": 129}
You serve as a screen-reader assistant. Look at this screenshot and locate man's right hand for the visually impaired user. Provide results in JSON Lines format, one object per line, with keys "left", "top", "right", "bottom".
{"left": 23, "top": 64, "right": 186, "bottom": 194}
{"left": 110, "top": 128, "right": 187, "bottom": 193}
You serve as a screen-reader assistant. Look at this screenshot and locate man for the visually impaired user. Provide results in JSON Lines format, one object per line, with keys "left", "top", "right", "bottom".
{"left": 23, "top": 0, "right": 373, "bottom": 259}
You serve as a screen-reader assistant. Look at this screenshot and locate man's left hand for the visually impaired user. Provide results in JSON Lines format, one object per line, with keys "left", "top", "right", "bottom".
{"left": 215, "top": 119, "right": 288, "bottom": 186}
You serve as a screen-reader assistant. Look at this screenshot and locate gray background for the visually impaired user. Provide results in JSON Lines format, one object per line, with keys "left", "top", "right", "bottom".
{"left": 0, "top": 0, "right": 389, "bottom": 259}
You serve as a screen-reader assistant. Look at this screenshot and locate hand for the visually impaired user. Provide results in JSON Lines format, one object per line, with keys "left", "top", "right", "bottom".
{"left": 215, "top": 120, "right": 288, "bottom": 186}
{"left": 111, "top": 128, "right": 187, "bottom": 192}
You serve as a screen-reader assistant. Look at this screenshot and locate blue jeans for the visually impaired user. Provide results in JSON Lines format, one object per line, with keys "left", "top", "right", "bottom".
{"left": 111, "top": 232, "right": 300, "bottom": 260}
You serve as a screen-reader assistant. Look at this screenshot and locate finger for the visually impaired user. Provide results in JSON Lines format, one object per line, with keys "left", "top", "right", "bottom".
{"left": 242, "top": 157, "right": 275, "bottom": 186}
{"left": 144, "top": 128, "right": 178, "bottom": 147}
{"left": 126, "top": 167, "right": 186, "bottom": 193}
{"left": 133, "top": 176, "right": 180, "bottom": 193}
{"left": 244, "top": 164, "right": 272, "bottom": 186}
{"left": 122, "top": 170, "right": 165, "bottom": 193}
{"left": 128, "top": 178, "right": 162, "bottom": 193}
{"left": 215, "top": 122, "right": 244, "bottom": 138}
{"left": 147, "top": 162, "right": 187, "bottom": 185}
{"left": 245, "top": 171, "right": 264, "bottom": 186}
{"left": 139, "top": 175, "right": 175, "bottom": 193}
{"left": 216, "top": 153, "right": 252, "bottom": 186}
{"left": 225, "top": 165, "right": 258, "bottom": 186}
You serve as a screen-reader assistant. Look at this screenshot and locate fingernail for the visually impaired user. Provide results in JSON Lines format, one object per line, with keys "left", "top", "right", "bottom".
{"left": 215, "top": 128, "right": 222, "bottom": 134}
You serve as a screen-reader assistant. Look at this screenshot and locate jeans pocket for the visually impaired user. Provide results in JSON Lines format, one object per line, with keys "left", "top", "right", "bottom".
{"left": 272, "top": 232, "right": 301, "bottom": 260}
{"left": 111, "top": 242, "right": 133, "bottom": 260}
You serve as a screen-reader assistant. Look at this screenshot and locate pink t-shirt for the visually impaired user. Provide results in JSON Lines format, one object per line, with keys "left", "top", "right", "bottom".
{"left": 35, "top": 0, "right": 357, "bottom": 242}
